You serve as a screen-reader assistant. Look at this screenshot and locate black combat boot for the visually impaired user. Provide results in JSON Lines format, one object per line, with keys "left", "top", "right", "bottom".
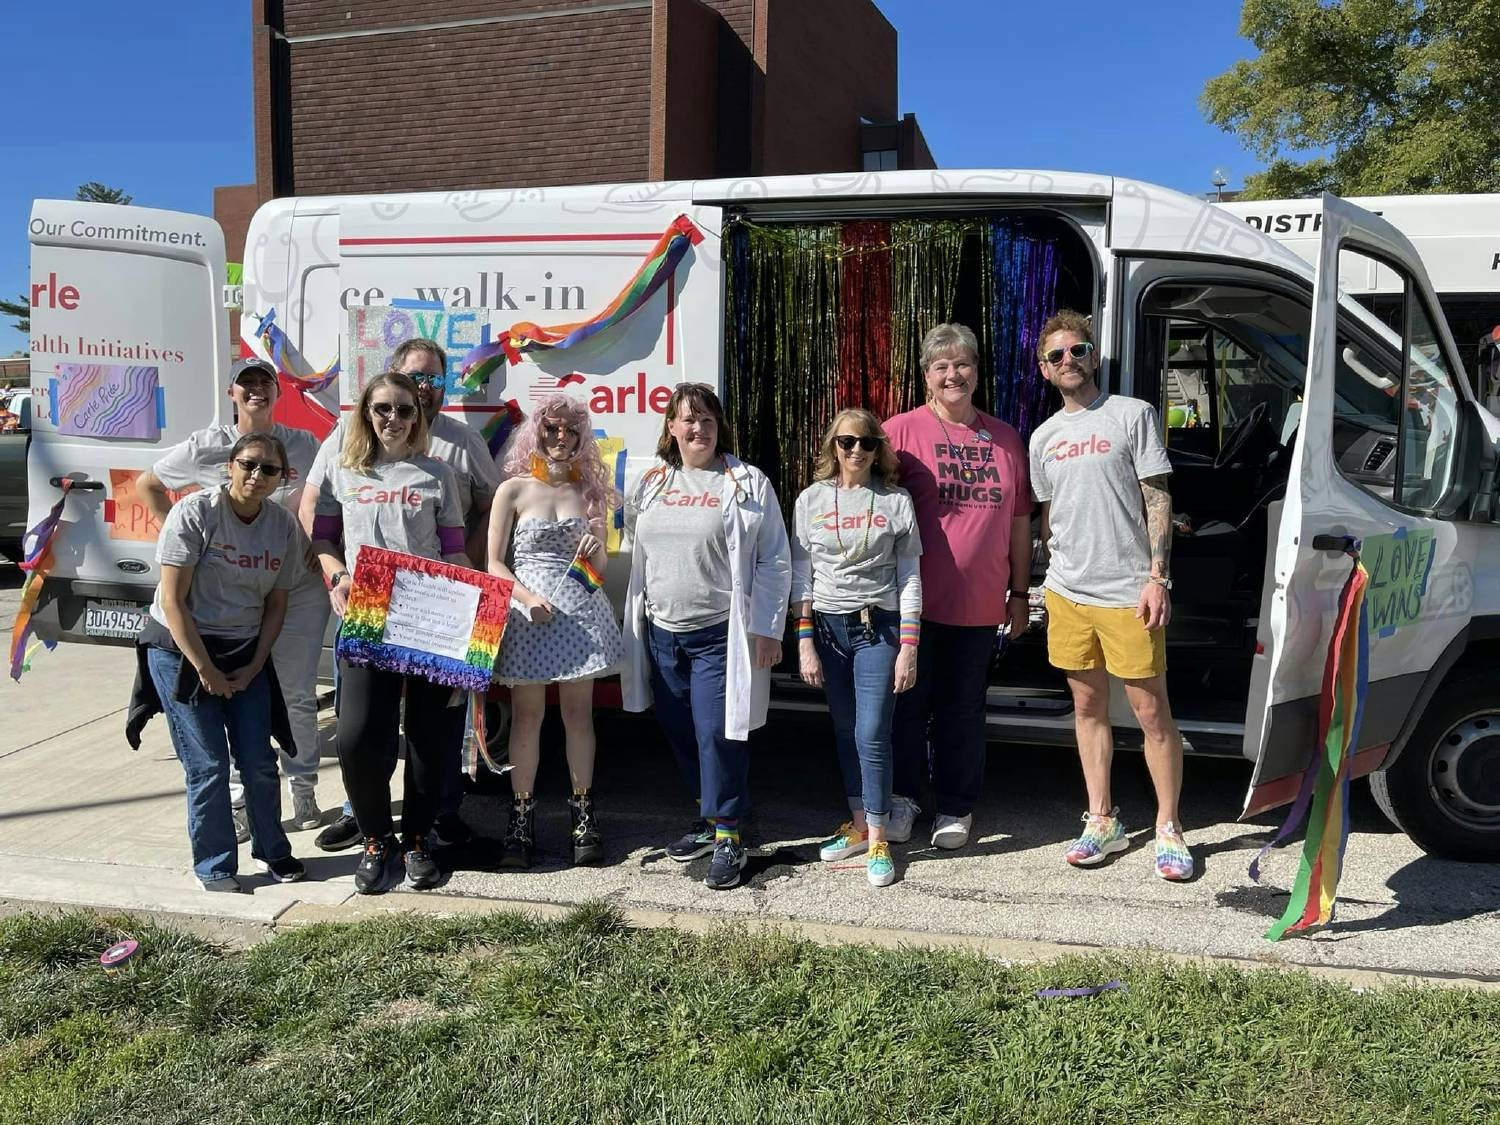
{"left": 569, "top": 790, "right": 604, "bottom": 865}
{"left": 501, "top": 795, "right": 537, "bottom": 869}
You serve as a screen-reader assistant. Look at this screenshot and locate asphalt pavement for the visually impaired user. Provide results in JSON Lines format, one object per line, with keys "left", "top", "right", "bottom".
{"left": 3, "top": 561, "right": 1497, "bottom": 982}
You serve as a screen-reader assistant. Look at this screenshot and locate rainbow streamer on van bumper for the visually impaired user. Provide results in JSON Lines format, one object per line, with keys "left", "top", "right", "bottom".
{"left": 8, "top": 480, "right": 76, "bottom": 682}
{"left": 1249, "top": 548, "right": 1370, "bottom": 940}
{"left": 456, "top": 214, "right": 704, "bottom": 388}
{"left": 335, "top": 546, "right": 512, "bottom": 692}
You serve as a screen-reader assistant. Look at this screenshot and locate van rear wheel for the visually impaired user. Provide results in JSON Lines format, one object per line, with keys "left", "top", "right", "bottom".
{"left": 1369, "top": 672, "right": 1500, "bottom": 862}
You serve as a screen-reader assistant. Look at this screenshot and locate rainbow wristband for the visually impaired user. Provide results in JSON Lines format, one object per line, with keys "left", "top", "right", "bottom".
{"left": 796, "top": 617, "right": 815, "bottom": 640}
{"left": 899, "top": 619, "right": 920, "bottom": 647}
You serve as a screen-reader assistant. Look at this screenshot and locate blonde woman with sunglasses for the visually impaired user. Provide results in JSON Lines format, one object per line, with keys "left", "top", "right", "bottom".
{"left": 311, "top": 371, "right": 470, "bottom": 895}
{"left": 791, "top": 409, "right": 922, "bottom": 887}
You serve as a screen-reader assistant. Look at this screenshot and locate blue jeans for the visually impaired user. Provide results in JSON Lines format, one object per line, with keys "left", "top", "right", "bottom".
{"left": 646, "top": 620, "right": 750, "bottom": 821}
{"left": 147, "top": 644, "right": 292, "bottom": 882}
{"left": 890, "top": 621, "right": 995, "bottom": 818}
{"left": 815, "top": 608, "right": 899, "bottom": 827}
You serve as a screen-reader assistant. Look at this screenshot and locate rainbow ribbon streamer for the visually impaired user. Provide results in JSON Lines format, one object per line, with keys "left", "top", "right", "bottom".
{"left": 463, "top": 691, "right": 507, "bottom": 779}
{"left": 481, "top": 399, "right": 524, "bottom": 458}
{"left": 566, "top": 552, "right": 605, "bottom": 594}
{"left": 1249, "top": 548, "right": 1370, "bottom": 940}
{"left": 258, "top": 308, "right": 341, "bottom": 393}
{"left": 456, "top": 214, "right": 704, "bottom": 388}
{"left": 8, "top": 480, "right": 76, "bottom": 682}
{"left": 335, "top": 546, "right": 512, "bottom": 692}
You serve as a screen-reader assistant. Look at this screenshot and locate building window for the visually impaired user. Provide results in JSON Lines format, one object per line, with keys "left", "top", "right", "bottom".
{"left": 862, "top": 149, "right": 898, "bottom": 172}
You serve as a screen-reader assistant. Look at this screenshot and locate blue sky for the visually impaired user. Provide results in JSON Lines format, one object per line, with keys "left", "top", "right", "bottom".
{"left": 1, "top": 0, "right": 1261, "bottom": 357}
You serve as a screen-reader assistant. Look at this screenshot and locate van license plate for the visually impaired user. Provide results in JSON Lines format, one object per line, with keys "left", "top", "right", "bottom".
{"left": 84, "top": 600, "right": 147, "bottom": 640}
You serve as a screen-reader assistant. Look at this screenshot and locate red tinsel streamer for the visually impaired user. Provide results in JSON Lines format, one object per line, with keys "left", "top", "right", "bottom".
{"left": 838, "top": 221, "right": 893, "bottom": 415}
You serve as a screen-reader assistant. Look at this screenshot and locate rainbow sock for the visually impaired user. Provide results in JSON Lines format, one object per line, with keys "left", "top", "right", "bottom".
{"left": 713, "top": 818, "right": 741, "bottom": 845}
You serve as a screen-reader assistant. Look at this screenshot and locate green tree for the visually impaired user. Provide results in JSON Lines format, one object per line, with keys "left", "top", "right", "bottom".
{"left": 1202, "top": 0, "right": 1500, "bottom": 198}
{"left": 0, "top": 296, "right": 27, "bottom": 336}
{"left": 1, "top": 182, "right": 133, "bottom": 336}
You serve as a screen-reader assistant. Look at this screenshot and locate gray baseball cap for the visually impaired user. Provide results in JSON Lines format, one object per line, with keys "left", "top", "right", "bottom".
{"left": 230, "top": 357, "right": 278, "bottom": 387}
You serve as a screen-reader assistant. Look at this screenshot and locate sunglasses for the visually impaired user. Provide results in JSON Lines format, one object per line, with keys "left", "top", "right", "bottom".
{"left": 370, "top": 402, "right": 418, "bottom": 420}
{"left": 233, "top": 457, "right": 285, "bottom": 478}
{"left": 1042, "top": 341, "right": 1096, "bottom": 366}
{"left": 834, "top": 434, "right": 883, "bottom": 452}
{"left": 406, "top": 372, "right": 446, "bottom": 388}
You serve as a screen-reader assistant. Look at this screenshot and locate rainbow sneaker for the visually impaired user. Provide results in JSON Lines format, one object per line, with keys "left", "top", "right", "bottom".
{"left": 818, "top": 822, "right": 869, "bottom": 862}
{"left": 1064, "top": 809, "right": 1127, "bottom": 867}
{"left": 866, "top": 841, "right": 896, "bottom": 887}
{"left": 1155, "top": 821, "right": 1194, "bottom": 881}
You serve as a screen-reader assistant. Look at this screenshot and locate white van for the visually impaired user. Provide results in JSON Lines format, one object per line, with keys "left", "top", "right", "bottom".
{"left": 24, "top": 174, "right": 1500, "bottom": 860}
{"left": 1219, "top": 193, "right": 1500, "bottom": 407}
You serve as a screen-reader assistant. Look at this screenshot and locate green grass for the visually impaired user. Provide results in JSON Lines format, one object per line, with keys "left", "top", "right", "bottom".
{"left": 0, "top": 904, "right": 1496, "bottom": 1124}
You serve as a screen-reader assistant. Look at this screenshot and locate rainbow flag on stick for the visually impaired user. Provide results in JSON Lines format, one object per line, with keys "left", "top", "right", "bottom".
{"left": 481, "top": 399, "right": 524, "bottom": 458}
{"left": 8, "top": 480, "right": 76, "bottom": 681}
{"left": 565, "top": 551, "right": 605, "bottom": 594}
{"left": 1249, "top": 548, "right": 1370, "bottom": 940}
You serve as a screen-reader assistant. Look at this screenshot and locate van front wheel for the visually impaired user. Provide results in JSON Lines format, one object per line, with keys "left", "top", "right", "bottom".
{"left": 1370, "top": 672, "right": 1500, "bottom": 862}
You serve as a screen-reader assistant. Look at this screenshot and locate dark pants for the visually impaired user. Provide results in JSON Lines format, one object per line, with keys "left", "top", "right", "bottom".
{"left": 890, "top": 621, "right": 995, "bottom": 818}
{"left": 646, "top": 620, "right": 750, "bottom": 821}
{"left": 335, "top": 660, "right": 466, "bottom": 841}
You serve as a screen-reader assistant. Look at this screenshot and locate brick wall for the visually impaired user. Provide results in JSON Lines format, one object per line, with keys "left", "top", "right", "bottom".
{"left": 650, "top": 0, "right": 721, "bottom": 180}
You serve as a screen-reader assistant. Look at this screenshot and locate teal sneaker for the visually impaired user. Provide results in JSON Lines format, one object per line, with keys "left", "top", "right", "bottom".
{"left": 818, "top": 822, "right": 869, "bottom": 862}
{"left": 866, "top": 841, "right": 896, "bottom": 887}
{"left": 1155, "top": 821, "right": 1194, "bottom": 881}
{"left": 1065, "top": 809, "right": 1128, "bottom": 867}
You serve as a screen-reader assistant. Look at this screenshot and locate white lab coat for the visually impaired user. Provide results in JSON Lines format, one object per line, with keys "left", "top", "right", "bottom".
{"left": 621, "top": 455, "right": 792, "bottom": 740}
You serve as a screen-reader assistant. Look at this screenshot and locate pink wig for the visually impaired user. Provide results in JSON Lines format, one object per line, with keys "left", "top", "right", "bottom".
{"left": 502, "top": 393, "right": 620, "bottom": 525}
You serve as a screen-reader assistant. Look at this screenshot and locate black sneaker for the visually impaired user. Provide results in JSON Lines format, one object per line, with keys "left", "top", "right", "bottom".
{"left": 354, "top": 836, "right": 395, "bottom": 895}
{"left": 432, "top": 812, "right": 473, "bottom": 849}
{"left": 257, "top": 855, "right": 307, "bottom": 883}
{"left": 404, "top": 836, "right": 440, "bottom": 890}
{"left": 666, "top": 820, "right": 715, "bottom": 863}
{"left": 315, "top": 813, "right": 362, "bottom": 852}
{"left": 703, "top": 838, "right": 748, "bottom": 890}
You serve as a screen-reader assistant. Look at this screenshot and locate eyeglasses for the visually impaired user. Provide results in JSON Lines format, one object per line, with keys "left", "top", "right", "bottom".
{"left": 1042, "top": 341, "right": 1096, "bottom": 366}
{"left": 406, "top": 372, "right": 446, "bottom": 388}
{"left": 834, "top": 434, "right": 883, "bottom": 452}
{"left": 370, "top": 402, "right": 418, "bottom": 420}
{"left": 233, "top": 458, "right": 285, "bottom": 478}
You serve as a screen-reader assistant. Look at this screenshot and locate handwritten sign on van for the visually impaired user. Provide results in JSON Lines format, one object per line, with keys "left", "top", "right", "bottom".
{"left": 49, "top": 364, "right": 164, "bottom": 441}
{"left": 1364, "top": 527, "right": 1436, "bottom": 637}
{"left": 344, "top": 305, "right": 493, "bottom": 399}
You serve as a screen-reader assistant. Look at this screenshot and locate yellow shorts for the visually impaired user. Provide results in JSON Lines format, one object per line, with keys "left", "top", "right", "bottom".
{"left": 1044, "top": 589, "right": 1166, "bottom": 681}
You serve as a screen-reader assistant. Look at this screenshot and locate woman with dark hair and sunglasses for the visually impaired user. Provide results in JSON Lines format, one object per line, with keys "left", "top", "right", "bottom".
{"left": 792, "top": 409, "right": 922, "bottom": 887}
{"left": 311, "top": 371, "right": 470, "bottom": 894}
{"left": 621, "top": 384, "right": 791, "bottom": 891}
{"left": 142, "top": 432, "right": 309, "bottom": 892}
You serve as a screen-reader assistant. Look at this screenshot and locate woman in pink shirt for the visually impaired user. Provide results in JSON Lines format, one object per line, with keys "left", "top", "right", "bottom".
{"left": 882, "top": 323, "right": 1033, "bottom": 851}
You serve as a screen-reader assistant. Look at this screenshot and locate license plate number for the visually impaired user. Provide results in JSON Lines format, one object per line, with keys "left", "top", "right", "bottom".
{"left": 84, "top": 600, "right": 147, "bottom": 640}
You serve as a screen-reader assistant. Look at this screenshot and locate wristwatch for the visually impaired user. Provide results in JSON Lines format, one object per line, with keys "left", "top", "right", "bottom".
{"left": 1147, "top": 575, "right": 1173, "bottom": 590}
{"left": 330, "top": 570, "right": 350, "bottom": 587}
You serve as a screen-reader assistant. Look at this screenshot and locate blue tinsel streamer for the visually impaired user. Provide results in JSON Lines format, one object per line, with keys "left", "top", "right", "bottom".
{"left": 990, "top": 218, "right": 1060, "bottom": 445}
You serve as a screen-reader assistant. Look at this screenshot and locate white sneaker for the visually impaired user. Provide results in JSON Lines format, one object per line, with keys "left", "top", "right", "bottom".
{"left": 291, "top": 790, "right": 322, "bottom": 831}
{"left": 930, "top": 813, "right": 973, "bottom": 850}
{"left": 886, "top": 795, "right": 920, "bottom": 844}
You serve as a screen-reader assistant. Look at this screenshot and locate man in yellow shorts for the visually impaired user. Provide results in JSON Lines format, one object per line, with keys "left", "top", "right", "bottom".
{"left": 1028, "top": 310, "right": 1193, "bottom": 881}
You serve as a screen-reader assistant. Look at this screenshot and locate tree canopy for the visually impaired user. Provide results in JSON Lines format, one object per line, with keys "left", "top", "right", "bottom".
{"left": 1202, "top": 0, "right": 1500, "bottom": 198}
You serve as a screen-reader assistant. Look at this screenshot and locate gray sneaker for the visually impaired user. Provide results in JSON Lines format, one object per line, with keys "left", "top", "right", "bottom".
{"left": 200, "top": 875, "right": 246, "bottom": 894}
{"left": 886, "top": 795, "right": 920, "bottom": 844}
{"left": 231, "top": 805, "right": 250, "bottom": 845}
{"left": 291, "top": 790, "right": 322, "bottom": 831}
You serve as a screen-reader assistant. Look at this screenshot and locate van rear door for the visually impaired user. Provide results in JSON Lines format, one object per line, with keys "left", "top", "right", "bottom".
{"left": 25, "top": 200, "right": 228, "bottom": 644}
{"left": 1243, "top": 195, "right": 1479, "bottom": 814}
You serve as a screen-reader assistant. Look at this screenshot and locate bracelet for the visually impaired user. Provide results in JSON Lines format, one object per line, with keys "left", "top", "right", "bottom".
{"left": 796, "top": 617, "right": 815, "bottom": 640}
{"left": 899, "top": 619, "right": 920, "bottom": 647}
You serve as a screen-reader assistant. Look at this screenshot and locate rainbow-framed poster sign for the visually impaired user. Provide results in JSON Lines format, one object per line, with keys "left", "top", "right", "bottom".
{"left": 336, "top": 546, "right": 512, "bottom": 691}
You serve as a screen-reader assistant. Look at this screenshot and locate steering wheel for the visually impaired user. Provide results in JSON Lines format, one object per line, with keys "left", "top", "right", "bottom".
{"left": 1213, "top": 401, "right": 1268, "bottom": 470}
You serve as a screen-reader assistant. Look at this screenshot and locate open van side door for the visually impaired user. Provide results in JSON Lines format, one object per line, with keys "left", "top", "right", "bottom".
{"left": 25, "top": 201, "right": 228, "bottom": 645}
{"left": 1243, "top": 195, "right": 1484, "bottom": 815}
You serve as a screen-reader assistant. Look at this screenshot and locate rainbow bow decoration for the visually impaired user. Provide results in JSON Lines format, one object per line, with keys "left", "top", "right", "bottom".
{"left": 456, "top": 213, "right": 704, "bottom": 390}
{"left": 258, "top": 308, "right": 341, "bottom": 394}
{"left": 1250, "top": 547, "right": 1371, "bottom": 940}
{"left": 8, "top": 480, "right": 76, "bottom": 682}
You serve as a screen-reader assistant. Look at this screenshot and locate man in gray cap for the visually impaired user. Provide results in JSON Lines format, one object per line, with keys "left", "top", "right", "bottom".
{"left": 137, "top": 357, "right": 329, "bottom": 836}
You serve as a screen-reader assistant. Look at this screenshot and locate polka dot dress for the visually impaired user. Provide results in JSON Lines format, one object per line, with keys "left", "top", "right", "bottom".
{"left": 496, "top": 517, "right": 624, "bottom": 685}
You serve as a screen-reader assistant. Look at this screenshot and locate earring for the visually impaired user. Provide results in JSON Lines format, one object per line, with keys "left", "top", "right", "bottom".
{"left": 530, "top": 453, "right": 549, "bottom": 482}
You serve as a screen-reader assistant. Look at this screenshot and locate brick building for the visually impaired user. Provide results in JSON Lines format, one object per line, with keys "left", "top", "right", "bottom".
{"left": 215, "top": 0, "right": 932, "bottom": 257}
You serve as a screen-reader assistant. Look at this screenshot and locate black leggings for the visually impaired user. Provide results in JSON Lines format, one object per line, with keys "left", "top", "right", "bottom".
{"left": 336, "top": 661, "right": 465, "bottom": 841}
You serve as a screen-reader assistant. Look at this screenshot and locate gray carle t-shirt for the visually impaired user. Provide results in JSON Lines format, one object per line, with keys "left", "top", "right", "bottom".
{"left": 792, "top": 480, "right": 922, "bottom": 613}
{"left": 314, "top": 453, "right": 464, "bottom": 563}
{"left": 1028, "top": 394, "right": 1173, "bottom": 608}
{"left": 149, "top": 486, "right": 306, "bottom": 638}
{"left": 309, "top": 414, "right": 500, "bottom": 521}
{"left": 630, "top": 465, "right": 733, "bottom": 632}
{"left": 152, "top": 422, "right": 321, "bottom": 511}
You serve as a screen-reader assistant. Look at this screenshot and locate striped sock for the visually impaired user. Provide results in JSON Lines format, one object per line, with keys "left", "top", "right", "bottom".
{"left": 713, "top": 818, "right": 741, "bottom": 845}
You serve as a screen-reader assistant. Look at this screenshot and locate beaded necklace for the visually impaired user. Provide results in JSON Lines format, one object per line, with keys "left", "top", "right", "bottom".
{"left": 831, "top": 480, "right": 877, "bottom": 562}
{"left": 928, "top": 404, "right": 994, "bottom": 485}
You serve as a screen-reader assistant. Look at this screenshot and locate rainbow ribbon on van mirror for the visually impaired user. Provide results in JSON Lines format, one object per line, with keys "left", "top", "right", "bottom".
{"left": 456, "top": 214, "right": 705, "bottom": 390}
{"left": 480, "top": 398, "right": 524, "bottom": 458}
{"left": 8, "top": 480, "right": 76, "bottom": 682}
{"left": 1249, "top": 546, "right": 1370, "bottom": 940}
{"left": 257, "top": 308, "right": 341, "bottom": 394}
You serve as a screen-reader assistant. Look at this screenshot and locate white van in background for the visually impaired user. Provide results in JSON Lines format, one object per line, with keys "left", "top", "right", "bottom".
{"left": 1219, "top": 193, "right": 1500, "bottom": 408}
{"left": 24, "top": 175, "right": 1500, "bottom": 860}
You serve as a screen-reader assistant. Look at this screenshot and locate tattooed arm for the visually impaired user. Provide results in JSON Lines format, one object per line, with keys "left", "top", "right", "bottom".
{"left": 1137, "top": 475, "right": 1173, "bottom": 630}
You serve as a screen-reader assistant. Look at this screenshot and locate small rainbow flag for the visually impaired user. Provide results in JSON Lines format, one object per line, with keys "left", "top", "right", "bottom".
{"left": 481, "top": 399, "right": 524, "bottom": 457}
{"left": 566, "top": 552, "right": 605, "bottom": 594}
{"left": 1250, "top": 548, "right": 1370, "bottom": 940}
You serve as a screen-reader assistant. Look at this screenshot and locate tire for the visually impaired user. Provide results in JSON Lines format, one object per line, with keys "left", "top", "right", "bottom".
{"left": 1369, "top": 670, "right": 1500, "bottom": 862}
